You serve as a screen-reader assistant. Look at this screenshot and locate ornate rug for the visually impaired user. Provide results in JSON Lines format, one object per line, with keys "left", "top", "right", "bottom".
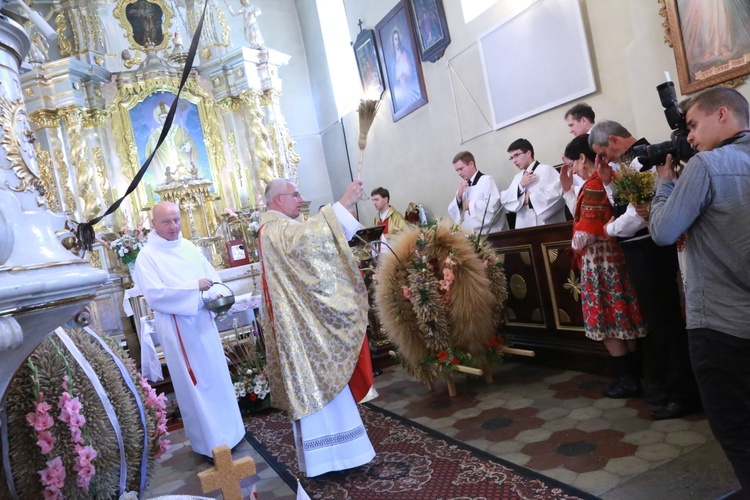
{"left": 243, "top": 403, "right": 597, "bottom": 499}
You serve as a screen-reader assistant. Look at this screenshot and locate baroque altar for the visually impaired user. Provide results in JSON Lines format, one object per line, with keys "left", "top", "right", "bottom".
{"left": 10, "top": 0, "right": 301, "bottom": 347}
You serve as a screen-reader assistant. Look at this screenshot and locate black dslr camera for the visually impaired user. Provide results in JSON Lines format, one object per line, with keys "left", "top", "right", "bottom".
{"left": 632, "top": 80, "right": 694, "bottom": 170}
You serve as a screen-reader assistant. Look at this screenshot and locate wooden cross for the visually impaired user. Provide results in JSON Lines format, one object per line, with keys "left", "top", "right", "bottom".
{"left": 357, "top": 18, "right": 364, "bottom": 32}
{"left": 198, "top": 444, "right": 256, "bottom": 500}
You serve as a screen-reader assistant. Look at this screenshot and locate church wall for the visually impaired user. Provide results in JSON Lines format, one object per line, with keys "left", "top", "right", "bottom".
{"left": 220, "top": 0, "right": 335, "bottom": 208}
{"left": 336, "top": 0, "right": 750, "bottom": 226}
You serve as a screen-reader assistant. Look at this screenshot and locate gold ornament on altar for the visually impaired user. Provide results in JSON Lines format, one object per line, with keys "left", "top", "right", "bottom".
{"left": 356, "top": 98, "right": 381, "bottom": 179}
{"left": 0, "top": 93, "right": 46, "bottom": 206}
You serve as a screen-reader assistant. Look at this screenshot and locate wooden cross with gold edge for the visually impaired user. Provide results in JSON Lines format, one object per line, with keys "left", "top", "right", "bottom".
{"left": 198, "top": 444, "right": 256, "bottom": 500}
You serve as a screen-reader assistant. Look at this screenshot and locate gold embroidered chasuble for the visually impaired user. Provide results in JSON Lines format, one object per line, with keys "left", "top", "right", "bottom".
{"left": 259, "top": 206, "right": 369, "bottom": 421}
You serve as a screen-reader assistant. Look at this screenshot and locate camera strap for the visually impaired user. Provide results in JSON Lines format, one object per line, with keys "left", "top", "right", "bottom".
{"left": 717, "top": 130, "right": 750, "bottom": 148}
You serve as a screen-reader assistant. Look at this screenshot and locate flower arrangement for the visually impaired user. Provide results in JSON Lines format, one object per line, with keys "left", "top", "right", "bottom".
{"left": 2, "top": 327, "right": 169, "bottom": 498}
{"left": 373, "top": 220, "right": 509, "bottom": 384}
{"left": 612, "top": 164, "right": 656, "bottom": 206}
{"left": 223, "top": 321, "right": 271, "bottom": 414}
{"left": 100, "top": 216, "right": 149, "bottom": 266}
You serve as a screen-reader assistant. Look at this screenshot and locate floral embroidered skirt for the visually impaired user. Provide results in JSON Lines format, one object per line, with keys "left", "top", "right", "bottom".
{"left": 579, "top": 239, "right": 647, "bottom": 341}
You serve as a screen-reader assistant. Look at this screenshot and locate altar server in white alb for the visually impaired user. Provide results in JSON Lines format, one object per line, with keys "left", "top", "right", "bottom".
{"left": 501, "top": 138, "right": 566, "bottom": 229}
{"left": 133, "top": 201, "right": 245, "bottom": 457}
{"left": 447, "top": 150, "right": 508, "bottom": 234}
{"left": 259, "top": 178, "right": 377, "bottom": 477}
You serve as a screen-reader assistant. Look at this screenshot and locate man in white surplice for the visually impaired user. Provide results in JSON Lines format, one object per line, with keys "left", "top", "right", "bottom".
{"left": 133, "top": 201, "right": 244, "bottom": 458}
{"left": 501, "top": 138, "right": 566, "bottom": 229}
{"left": 258, "top": 178, "right": 376, "bottom": 477}
{"left": 447, "top": 151, "right": 508, "bottom": 234}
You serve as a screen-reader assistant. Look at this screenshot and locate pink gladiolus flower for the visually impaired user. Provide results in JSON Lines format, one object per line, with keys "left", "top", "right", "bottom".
{"left": 36, "top": 430, "right": 56, "bottom": 455}
{"left": 27, "top": 411, "right": 55, "bottom": 432}
{"left": 74, "top": 444, "right": 98, "bottom": 463}
{"left": 74, "top": 463, "right": 95, "bottom": 492}
{"left": 401, "top": 286, "right": 412, "bottom": 300}
{"left": 154, "top": 438, "right": 171, "bottom": 459}
{"left": 445, "top": 256, "right": 456, "bottom": 266}
{"left": 43, "top": 489, "right": 63, "bottom": 500}
{"left": 443, "top": 268, "right": 455, "bottom": 281}
{"left": 38, "top": 456, "right": 66, "bottom": 490}
{"left": 69, "top": 426, "right": 83, "bottom": 444}
{"left": 57, "top": 392, "right": 72, "bottom": 409}
{"left": 35, "top": 401, "right": 52, "bottom": 414}
{"left": 62, "top": 375, "right": 68, "bottom": 391}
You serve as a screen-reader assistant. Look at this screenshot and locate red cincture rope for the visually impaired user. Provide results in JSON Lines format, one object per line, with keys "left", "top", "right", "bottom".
{"left": 173, "top": 315, "right": 197, "bottom": 385}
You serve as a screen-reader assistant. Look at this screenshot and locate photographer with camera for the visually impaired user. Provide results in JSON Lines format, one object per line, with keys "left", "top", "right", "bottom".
{"left": 588, "top": 121, "right": 699, "bottom": 421}
{"left": 649, "top": 87, "right": 750, "bottom": 493}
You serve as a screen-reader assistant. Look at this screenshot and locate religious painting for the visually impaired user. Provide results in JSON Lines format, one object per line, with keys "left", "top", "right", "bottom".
{"left": 353, "top": 29, "right": 385, "bottom": 98}
{"left": 129, "top": 92, "right": 213, "bottom": 202}
{"left": 376, "top": 1, "right": 428, "bottom": 122}
{"left": 408, "top": 0, "right": 451, "bottom": 62}
{"left": 661, "top": 0, "right": 750, "bottom": 93}
{"left": 114, "top": 0, "right": 174, "bottom": 52}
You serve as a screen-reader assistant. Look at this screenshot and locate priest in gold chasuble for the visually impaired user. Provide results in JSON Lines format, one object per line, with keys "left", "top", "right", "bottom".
{"left": 259, "top": 178, "right": 377, "bottom": 477}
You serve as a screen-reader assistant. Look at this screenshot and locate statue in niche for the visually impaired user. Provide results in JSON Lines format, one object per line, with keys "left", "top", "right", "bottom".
{"left": 145, "top": 101, "right": 198, "bottom": 184}
{"left": 223, "top": 0, "right": 264, "bottom": 49}
{"left": 126, "top": 0, "right": 164, "bottom": 47}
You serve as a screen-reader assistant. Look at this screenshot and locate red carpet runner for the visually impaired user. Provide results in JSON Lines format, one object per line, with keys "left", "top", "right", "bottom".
{"left": 244, "top": 403, "right": 597, "bottom": 499}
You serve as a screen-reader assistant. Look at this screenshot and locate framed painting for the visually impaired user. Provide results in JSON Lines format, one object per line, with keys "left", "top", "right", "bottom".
{"left": 353, "top": 29, "right": 385, "bottom": 98}
{"left": 408, "top": 0, "right": 451, "bottom": 62}
{"left": 660, "top": 0, "right": 750, "bottom": 93}
{"left": 376, "top": 1, "right": 428, "bottom": 122}
{"left": 129, "top": 91, "right": 214, "bottom": 202}
{"left": 114, "top": 0, "right": 174, "bottom": 52}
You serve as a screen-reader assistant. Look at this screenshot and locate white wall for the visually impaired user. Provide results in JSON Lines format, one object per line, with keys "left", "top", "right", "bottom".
{"left": 336, "top": 0, "right": 750, "bottom": 225}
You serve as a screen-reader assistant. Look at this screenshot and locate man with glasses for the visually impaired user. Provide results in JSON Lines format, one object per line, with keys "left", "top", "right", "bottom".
{"left": 258, "top": 178, "right": 377, "bottom": 477}
{"left": 500, "top": 138, "right": 566, "bottom": 229}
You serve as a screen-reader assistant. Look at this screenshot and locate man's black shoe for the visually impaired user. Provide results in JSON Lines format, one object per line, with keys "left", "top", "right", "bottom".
{"left": 373, "top": 369, "right": 383, "bottom": 377}
{"left": 645, "top": 393, "right": 669, "bottom": 406}
{"left": 602, "top": 377, "right": 642, "bottom": 399}
{"left": 650, "top": 401, "right": 700, "bottom": 420}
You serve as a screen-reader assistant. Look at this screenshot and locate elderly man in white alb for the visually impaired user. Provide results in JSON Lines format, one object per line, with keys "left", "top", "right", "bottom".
{"left": 447, "top": 150, "right": 508, "bottom": 234}
{"left": 258, "top": 178, "right": 377, "bottom": 477}
{"left": 133, "top": 201, "right": 245, "bottom": 458}
{"left": 501, "top": 138, "right": 566, "bottom": 229}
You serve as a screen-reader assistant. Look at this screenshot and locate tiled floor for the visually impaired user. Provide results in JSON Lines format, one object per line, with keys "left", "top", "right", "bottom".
{"left": 146, "top": 361, "right": 741, "bottom": 499}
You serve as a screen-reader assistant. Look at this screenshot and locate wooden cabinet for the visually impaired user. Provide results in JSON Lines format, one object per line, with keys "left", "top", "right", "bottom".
{"left": 487, "top": 222, "right": 613, "bottom": 375}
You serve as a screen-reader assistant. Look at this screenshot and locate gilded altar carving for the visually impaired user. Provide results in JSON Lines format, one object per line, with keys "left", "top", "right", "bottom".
{"left": 92, "top": 147, "right": 110, "bottom": 205}
{"left": 29, "top": 109, "right": 61, "bottom": 129}
{"left": 55, "top": 10, "right": 72, "bottom": 57}
{"left": 88, "top": 249, "right": 103, "bottom": 269}
{"left": 36, "top": 144, "right": 60, "bottom": 213}
{"left": 61, "top": 106, "right": 102, "bottom": 220}
{"left": 113, "top": 0, "right": 174, "bottom": 52}
{"left": 0, "top": 93, "right": 46, "bottom": 206}
{"left": 54, "top": 149, "right": 76, "bottom": 212}
{"left": 84, "top": 108, "right": 109, "bottom": 129}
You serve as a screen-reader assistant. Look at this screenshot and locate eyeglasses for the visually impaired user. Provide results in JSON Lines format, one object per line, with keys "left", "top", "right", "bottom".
{"left": 509, "top": 152, "right": 524, "bottom": 161}
{"left": 279, "top": 192, "right": 302, "bottom": 199}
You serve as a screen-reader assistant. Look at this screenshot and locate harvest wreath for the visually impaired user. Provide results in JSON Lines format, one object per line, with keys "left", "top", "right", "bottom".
{"left": 373, "top": 221, "right": 509, "bottom": 386}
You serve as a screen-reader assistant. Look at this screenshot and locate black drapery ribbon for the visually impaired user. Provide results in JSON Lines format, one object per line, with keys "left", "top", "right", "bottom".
{"left": 74, "top": 0, "right": 209, "bottom": 251}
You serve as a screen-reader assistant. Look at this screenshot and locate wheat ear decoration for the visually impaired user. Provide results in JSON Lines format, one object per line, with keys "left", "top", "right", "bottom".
{"left": 356, "top": 98, "right": 381, "bottom": 179}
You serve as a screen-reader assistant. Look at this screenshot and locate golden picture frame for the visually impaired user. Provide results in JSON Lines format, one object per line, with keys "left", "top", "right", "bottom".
{"left": 113, "top": 0, "right": 174, "bottom": 52}
{"left": 659, "top": 0, "right": 750, "bottom": 94}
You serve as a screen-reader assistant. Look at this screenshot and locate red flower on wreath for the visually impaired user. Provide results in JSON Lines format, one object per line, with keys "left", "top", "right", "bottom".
{"left": 249, "top": 393, "right": 257, "bottom": 402}
{"left": 437, "top": 350, "right": 448, "bottom": 362}
{"left": 450, "top": 357, "right": 460, "bottom": 365}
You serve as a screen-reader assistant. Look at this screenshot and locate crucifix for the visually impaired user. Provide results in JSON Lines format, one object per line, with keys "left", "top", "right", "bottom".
{"left": 357, "top": 18, "right": 363, "bottom": 32}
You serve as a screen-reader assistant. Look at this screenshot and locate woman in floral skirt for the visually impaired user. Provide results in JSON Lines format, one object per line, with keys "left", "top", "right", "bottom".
{"left": 560, "top": 134, "right": 647, "bottom": 398}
